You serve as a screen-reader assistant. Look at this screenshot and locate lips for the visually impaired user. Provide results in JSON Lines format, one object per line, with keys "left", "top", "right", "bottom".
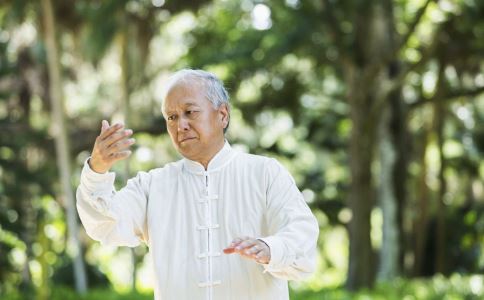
{"left": 179, "top": 137, "right": 196, "bottom": 143}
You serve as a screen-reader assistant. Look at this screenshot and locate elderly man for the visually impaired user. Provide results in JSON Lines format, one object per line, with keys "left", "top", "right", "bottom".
{"left": 76, "top": 69, "right": 319, "bottom": 300}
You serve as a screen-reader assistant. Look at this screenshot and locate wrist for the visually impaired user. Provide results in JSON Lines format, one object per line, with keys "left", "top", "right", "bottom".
{"left": 88, "top": 158, "right": 109, "bottom": 174}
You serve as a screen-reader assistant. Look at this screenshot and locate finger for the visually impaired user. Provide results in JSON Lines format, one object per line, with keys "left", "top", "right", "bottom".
{"left": 104, "top": 129, "right": 133, "bottom": 147}
{"left": 228, "top": 236, "right": 249, "bottom": 249}
{"left": 99, "top": 123, "right": 125, "bottom": 140}
{"left": 111, "top": 150, "right": 132, "bottom": 161}
{"left": 235, "top": 239, "right": 257, "bottom": 252}
{"left": 223, "top": 247, "right": 236, "bottom": 254}
{"left": 101, "top": 120, "right": 109, "bottom": 132}
{"left": 245, "top": 244, "right": 263, "bottom": 256}
{"left": 106, "top": 138, "right": 135, "bottom": 154}
{"left": 229, "top": 238, "right": 244, "bottom": 247}
{"left": 224, "top": 237, "right": 246, "bottom": 254}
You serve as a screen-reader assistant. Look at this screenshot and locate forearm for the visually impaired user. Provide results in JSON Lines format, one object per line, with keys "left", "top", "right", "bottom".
{"left": 258, "top": 215, "right": 319, "bottom": 281}
{"left": 76, "top": 158, "right": 145, "bottom": 247}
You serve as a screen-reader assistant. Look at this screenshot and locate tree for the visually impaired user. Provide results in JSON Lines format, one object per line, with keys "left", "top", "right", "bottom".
{"left": 1, "top": 0, "right": 483, "bottom": 295}
{"left": 180, "top": 0, "right": 484, "bottom": 289}
{"left": 40, "top": 0, "right": 87, "bottom": 293}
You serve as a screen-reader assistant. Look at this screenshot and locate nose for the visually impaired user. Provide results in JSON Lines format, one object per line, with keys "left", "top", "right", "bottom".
{"left": 177, "top": 116, "right": 190, "bottom": 132}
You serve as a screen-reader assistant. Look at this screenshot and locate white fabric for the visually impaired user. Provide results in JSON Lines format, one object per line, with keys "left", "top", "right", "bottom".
{"left": 76, "top": 142, "right": 319, "bottom": 300}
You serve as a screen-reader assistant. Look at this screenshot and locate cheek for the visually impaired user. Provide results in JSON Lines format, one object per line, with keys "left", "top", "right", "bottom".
{"left": 167, "top": 126, "right": 177, "bottom": 138}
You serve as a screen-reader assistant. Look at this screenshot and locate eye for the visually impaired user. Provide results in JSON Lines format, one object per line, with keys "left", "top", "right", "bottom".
{"left": 167, "top": 115, "right": 176, "bottom": 121}
{"left": 186, "top": 110, "right": 199, "bottom": 116}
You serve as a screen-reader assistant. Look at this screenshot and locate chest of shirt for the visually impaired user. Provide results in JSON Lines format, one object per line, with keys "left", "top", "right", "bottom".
{"left": 145, "top": 168, "right": 268, "bottom": 244}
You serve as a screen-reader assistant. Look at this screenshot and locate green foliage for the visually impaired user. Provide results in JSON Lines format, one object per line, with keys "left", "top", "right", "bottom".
{"left": 1, "top": 0, "right": 484, "bottom": 296}
{"left": 2, "top": 276, "right": 483, "bottom": 300}
{"left": 290, "top": 275, "right": 484, "bottom": 300}
{"left": 2, "top": 286, "right": 153, "bottom": 300}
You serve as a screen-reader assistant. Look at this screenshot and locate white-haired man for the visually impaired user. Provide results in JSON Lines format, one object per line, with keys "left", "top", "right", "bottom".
{"left": 76, "top": 69, "right": 319, "bottom": 300}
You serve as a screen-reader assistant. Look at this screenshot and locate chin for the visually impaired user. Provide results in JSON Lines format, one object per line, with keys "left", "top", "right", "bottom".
{"left": 177, "top": 143, "right": 198, "bottom": 157}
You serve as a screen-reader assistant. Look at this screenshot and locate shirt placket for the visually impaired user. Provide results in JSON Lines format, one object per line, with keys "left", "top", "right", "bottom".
{"left": 197, "top": 171, "right": 221, "bottom": 300}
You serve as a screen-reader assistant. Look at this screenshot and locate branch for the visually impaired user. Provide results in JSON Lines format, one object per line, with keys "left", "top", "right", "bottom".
{"left": 367, "top": 0, "right": 436, "bottom": 87}
{"left": 395, "top": 0, "right": 435, "bottom": 56}
{"left": 321, "top": 0, "right": 348, "bottom": 63}
{"left": 410, "top": 86, "right": 484, "bottom": 109}
{"left": 386, "top": 26, "right": 441, "bottom": 96}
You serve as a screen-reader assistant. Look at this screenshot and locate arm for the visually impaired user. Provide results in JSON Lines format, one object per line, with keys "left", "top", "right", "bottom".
{"left": 76, "top": 160, "right": 150, "bottom": 247}
{"left": 258, "top": 158, "right": 319, "bottom": 281}
{"left": 75, "top": 120, "right": 148, "bottom": 247}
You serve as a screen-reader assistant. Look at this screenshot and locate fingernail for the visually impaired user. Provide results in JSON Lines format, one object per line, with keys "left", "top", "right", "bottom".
{"left": 126, "top": 129, "right": 133, "bottom": 135}
{"left": 129, "top": 138, "right": 136, "bottom": 143}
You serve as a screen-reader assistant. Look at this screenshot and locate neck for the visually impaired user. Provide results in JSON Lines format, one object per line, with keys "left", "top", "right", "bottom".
{"left": 197, "top": 139, "right": 225, "bottom": 170}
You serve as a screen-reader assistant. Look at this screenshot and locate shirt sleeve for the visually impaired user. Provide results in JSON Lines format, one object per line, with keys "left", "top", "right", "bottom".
{"left": 76, "top": 158, "right": 151, "bottom": 247}
{"left": 258, "top": 158, "right": 319, "bottom": 281}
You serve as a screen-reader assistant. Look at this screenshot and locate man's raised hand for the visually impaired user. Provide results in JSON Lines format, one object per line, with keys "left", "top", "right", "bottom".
{"left": 88, "top": 120, "right": 135, "bottom": 174}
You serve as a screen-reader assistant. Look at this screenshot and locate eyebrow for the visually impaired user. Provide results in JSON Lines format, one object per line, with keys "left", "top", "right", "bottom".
{"left": 164, "top": 102, "right": 201, "bottom": 114}
{"left": 183, "top": 102, "right": 200, "bottom": 107}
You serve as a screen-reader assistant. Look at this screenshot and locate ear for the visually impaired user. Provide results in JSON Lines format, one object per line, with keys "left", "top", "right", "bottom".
{"left": 219, "top": 104, "right": 230, "bottom": 129}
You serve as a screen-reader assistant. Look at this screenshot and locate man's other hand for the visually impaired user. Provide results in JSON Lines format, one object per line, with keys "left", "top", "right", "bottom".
{"left": 89, "top": 120, "right": 135, "bottom": 173}
{"left": 223, "top": 236, "right": 271, "bottom": 264}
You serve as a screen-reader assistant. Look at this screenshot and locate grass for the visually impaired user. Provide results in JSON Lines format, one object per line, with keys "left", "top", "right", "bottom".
{"left": 3, "top": 274, "right": 483, "bottom": 300}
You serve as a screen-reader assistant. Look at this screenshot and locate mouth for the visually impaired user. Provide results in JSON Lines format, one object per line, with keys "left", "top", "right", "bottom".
{"left": 179, "top": 137, "right": 196, "bottom": 144}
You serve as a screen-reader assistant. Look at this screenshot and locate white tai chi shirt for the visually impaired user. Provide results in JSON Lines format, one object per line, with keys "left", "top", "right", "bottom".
{"left": 76, "top": 142, "right": 319, "bottom": 300}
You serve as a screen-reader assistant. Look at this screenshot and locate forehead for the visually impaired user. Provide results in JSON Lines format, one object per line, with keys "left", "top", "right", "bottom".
{"left": 163, "top": 83, "right": 209, "bottom": 109}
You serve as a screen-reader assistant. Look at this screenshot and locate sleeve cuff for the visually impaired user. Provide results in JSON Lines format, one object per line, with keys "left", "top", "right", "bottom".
{"left": 82, "top": 158, "right": 116, "bottom": 184}
{"left": 80, "top": 158, "right": 116, "bottom": 193}
{"left": 257, "top": 236, "right": 285, "bottom": 271}
{"left": 79, "top": 158, "right": 117, "bottom": 214}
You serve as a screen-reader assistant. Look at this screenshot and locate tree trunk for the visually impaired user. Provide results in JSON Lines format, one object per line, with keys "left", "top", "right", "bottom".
{"left": 19, "top": 198, "right": 35, "bottom": 296}
{"left": 345, "top": 0, "right": 396, "bottom": 289}
{"left": 390, "top": 96, "right": 409, "bottom": 276}
{"left": 346, "top": 90, "right": 376, "bottom": 290}
{"left": 434, "top": 95, "right": 447, "bottom": 274}
{"left": 377, "top": 102, "right": 399, "bottom": 281}
{"left": 119, "top": 16, "right": 138, "bottom": 291}
{"left": 413, "top": 128, "right": 430, "bottom": 276}
{"left": 40, "top": 0, "right": 87, "bottom": 293}
{"left": 38, "top": 218, "right": 50, "bottom": 300}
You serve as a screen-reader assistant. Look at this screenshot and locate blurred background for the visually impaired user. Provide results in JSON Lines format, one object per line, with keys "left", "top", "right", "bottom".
{"left": 1, "top": 0, "right": 483, "bottom": 299}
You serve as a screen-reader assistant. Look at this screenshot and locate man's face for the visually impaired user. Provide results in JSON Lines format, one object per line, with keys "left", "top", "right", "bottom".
{"left": 163, "top": 82, "right": 229, "bottom": 164}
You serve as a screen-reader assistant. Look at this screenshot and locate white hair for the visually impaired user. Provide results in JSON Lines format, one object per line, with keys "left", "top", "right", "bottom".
{"left": 163, "top": 69, "right": 230, "bottom": 132}
{"left": 164, "top": 69, "right": 229, "bottom": 109}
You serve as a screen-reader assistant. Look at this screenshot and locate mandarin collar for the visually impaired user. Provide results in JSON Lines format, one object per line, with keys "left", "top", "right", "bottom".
{"left": 182, "top": 141, "right": 236, "bottom": 174}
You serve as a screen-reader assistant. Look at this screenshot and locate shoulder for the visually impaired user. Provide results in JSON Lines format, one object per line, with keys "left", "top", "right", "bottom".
{"left": 234, "top": 151, "right": 274, "bottom": 166}
{"left": 130, "top": 160, "right": 182, "bottom": 193}
{"left": 236, "top": 151, "right": 285, "bottom": 168}
{"left": 232, "top": 151, "right": 289, "bottom": 180}
{"left": 145, "top": 159, "right": 183, "bottom": 178}
{"left": 129, "top": 159, "right": 182, "bottom": 183}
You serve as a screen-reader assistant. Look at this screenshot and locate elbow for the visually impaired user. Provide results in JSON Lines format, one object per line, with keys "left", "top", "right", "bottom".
{"left": 267, "top": 266, "right": 315, "bottom": 282}
{"left": 292, "top": 258, "right": 317, "bottom": 281}
{"left": 292, "top": 270, "right": 314, "bottom": 281}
